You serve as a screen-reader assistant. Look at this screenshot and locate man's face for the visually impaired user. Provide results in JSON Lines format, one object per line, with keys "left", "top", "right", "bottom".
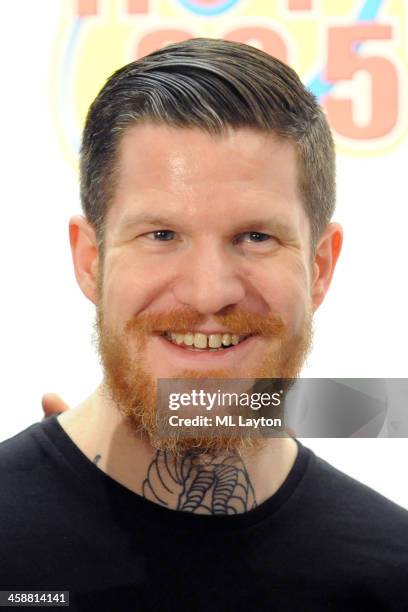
{"left": 92, "top": 124, "right": 316, "bottom": 452}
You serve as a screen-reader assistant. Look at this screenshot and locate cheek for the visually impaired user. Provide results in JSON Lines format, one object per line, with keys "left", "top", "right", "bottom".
{"left": 101, "top": 254, "right": 172, "bottom": 329}
{"left": 247, "top": 258, "right": 310, "bottom": 331}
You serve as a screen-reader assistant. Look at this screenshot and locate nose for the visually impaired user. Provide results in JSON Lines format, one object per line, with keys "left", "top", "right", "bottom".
{"left": 172, "top": 240, "right": 246, "bottom": 314}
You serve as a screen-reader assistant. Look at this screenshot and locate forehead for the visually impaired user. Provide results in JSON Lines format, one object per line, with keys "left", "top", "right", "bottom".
{"left": 106, "top": 123, "right": 307, "bottom": 235}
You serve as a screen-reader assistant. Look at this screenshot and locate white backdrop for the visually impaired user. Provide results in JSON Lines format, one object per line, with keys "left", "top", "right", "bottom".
{"left": 1, "top": 1, "right": 407, "bottom": 509}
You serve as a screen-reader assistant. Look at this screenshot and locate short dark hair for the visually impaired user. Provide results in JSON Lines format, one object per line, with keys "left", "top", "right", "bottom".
{"left": 80, "top": 37, "right": 335, "bottom": 259}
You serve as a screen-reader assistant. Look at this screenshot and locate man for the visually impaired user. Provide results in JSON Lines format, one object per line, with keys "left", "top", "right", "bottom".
{"left": 1, "top": 38, "right": 407, "bottom": 611}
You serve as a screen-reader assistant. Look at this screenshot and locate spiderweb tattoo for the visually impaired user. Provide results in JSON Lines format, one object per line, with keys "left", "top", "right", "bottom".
{"left": 142, "top": 450, "right": 257, "bottom": 514}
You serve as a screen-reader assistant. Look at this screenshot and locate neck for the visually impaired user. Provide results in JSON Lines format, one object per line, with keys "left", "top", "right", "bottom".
{"left": 57, "top": 384, "right": 298, "bottom": 515}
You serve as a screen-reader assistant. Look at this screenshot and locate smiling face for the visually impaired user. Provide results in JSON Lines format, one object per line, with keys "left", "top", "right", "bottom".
{"left": 71, "top": 123, "right": 342, "bottom": 452}
{"left": 100, "top": 123, "right": 314, "bottom": 368}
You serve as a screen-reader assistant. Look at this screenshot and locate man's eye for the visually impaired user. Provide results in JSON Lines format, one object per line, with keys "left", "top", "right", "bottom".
{"left": 236, "top": 232, "right": 274, "bottom": 244}
{"left": 146, "top": 230, "right": 175, "bottom": 241}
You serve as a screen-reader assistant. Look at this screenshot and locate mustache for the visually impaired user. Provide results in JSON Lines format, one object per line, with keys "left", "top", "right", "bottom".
{"left": 123, "top": 308, "right": 286, "bottom": 337}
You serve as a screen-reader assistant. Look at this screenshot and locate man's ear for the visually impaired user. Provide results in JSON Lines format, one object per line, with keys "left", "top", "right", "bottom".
{"left": 311, "top": 222, "right": 343, "bottom": 311}
{"left": 69, "top": 215, "right": 99, "bottom": 304}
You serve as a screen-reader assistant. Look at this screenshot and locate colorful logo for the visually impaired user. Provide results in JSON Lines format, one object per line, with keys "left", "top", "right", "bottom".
{"left": 51, "top": 0, "right": 408, "bottom": 169}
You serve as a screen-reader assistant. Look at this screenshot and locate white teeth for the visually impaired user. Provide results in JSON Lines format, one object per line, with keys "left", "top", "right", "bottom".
{"left": 193, "top": 333, "right": 207, "bottom": 349}
{"left": 221, "top": 333, "right": 232, "bottom": 346}
{"left": 184, "top": 332, "right": 194, "bottom": 346}
{"left": 208, "top": 334, "right": 222, "bottom": 349}
{"left": 164, "top": 331, "right": 249, "bottom": 349}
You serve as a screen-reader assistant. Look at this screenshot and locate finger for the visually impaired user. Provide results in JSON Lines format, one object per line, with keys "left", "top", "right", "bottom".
{"left": 41, "top": 393, "right": 70, "bottom": 417}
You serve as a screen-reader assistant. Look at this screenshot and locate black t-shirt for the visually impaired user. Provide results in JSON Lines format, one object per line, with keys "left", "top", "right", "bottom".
{"left": 0, "top": 415, "right": 407, "bottom": 611}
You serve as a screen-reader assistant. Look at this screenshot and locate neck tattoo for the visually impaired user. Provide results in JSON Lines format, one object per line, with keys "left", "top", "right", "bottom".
{"left": 142, "top": 449, "right": 257, "bottom": 515}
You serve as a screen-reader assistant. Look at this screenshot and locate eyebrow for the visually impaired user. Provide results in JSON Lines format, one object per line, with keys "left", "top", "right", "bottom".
{"left": 118, "top": 213, "right": 295, "bottom": 236}
{"left": 119, "top": 214, "right": 184, "bottom": 229}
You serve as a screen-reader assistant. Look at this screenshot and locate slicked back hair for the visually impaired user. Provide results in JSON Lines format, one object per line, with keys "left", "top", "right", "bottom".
{"left": 80, "top": 37, "right": 336, "bottom": 260}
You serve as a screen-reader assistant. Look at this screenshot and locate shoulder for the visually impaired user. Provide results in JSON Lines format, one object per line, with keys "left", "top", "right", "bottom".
{"left": 0, "top": 422, "right": 49, "bottom": 535}
{"left": 293, "top": 444, "right": 408, "bottom": 591}
{"left": 0, "top": 422, "right": 52, "bottom": 512}
{"left": 0, "top": 421, "right": 43, "bottom": 469}
{"left": 302, "top": 446, "right": 408, "bottom": 535}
